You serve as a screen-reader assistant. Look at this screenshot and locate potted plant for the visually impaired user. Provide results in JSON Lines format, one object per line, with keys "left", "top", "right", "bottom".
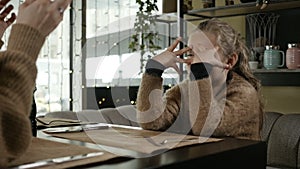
{"left": 129, "top": 0, "right": 162, "bottom": 73}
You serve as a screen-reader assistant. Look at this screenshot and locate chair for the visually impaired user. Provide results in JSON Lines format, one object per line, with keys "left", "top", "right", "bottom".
{"left": 262, "top": 111, "right": 300, "bottom": 168}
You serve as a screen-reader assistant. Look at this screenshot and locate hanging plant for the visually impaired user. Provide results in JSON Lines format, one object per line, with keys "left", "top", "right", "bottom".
{"left": 129, "top": 0, "right": 162, "bottom": 73}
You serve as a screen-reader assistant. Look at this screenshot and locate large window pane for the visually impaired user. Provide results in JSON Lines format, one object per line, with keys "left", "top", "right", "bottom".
{"left": 2, "top": 0, "right": 71, "bottom": 115}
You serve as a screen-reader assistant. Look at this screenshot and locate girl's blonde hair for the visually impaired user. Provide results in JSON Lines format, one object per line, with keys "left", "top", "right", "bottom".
{"left": 198, "top": 18, "right": 260, "bottom": 90}
{"left": 197, "top": 18, "right": 264, "bottom": 127}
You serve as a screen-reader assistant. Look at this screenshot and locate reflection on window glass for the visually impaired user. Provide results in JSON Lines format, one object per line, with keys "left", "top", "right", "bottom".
{"left": 2, "top": 0, "right": 71, "bottom": 114}
{"left": 85, "top": 0, "right": 179, "bottom": 88}
{"left": 2, "top": 0, "right": 181, "bottom": 113}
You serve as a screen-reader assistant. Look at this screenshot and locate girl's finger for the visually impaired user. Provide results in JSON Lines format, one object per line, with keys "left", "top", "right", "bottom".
{"left": 6, "top": 13, "right": 16, "bottom": 26}
{"left": 173, "top": 46, "right": 192, "bottom": 56}
{"left": 0, "top": 0, "right": 10, "bottom": 10}
{"left": 176, "top": 57, "right": 185, "bottom": 63}
{"left": 172, "top": 64, "right": 182, "bottom": 75}
{"left": 0, "top": 5, "right": 14, "bottom": 19}
{"left": 167, "top": 37, "right": 181, "bottom": 52}
{"left": 182, "top": 58, "right": 193, "bottom": 65}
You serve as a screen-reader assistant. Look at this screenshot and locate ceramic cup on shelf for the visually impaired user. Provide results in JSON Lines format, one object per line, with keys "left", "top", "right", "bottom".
{"left": 286, "top": 43, "right": 300, "bottom": 69}
{"left": 249, "top": 61, "right": 259, "bottom": 70}
{"left": 263, "top": 45, "right": 285, "bottom": 70}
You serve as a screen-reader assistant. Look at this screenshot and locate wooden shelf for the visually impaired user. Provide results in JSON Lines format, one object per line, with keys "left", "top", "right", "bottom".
{"left": 253, "top": 69, "right": 300, "bottom": 73}
{"left": 157, "top": 1, "right": 300, "bottom": 86}
{"left": 253, "top": 69, "right": 300, "bottom": 86}
{"left": 186, "top": 0, "right": 300, "bottom": 18}
{"left": 157, "top": 0, "right": 300, "bottom": 22}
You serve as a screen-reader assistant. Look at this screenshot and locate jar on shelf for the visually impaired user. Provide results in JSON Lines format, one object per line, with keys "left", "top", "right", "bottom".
{"left": 286, "top": 43, "right": 300, "bottom": 69}
{"left": 263, "top": 45, "right": 285, "bottom": 70}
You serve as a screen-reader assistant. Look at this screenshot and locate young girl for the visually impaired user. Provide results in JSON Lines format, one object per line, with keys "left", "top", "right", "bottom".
{"left": 136, "top": 18, "right": 263, "bottom": 140}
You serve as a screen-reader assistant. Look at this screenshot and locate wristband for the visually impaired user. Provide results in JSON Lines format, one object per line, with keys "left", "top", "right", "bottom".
{"left": 145, "top": 59, "right": 166, "bottom": 77}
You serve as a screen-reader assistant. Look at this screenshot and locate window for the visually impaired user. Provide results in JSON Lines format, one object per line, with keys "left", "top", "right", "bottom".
{"left": 2, "top": 0, "right": 181, "bottom": 112}
{"left": 85, "top": 0, "right": 180, "bottom": 88}
{"left": 2, "top": 0, "right": 71, "bottom": 115}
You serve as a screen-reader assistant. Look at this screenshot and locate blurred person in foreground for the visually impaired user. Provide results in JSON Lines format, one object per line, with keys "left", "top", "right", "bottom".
{"left": 0, "top": 0, "right": 72, "bottom": 167}
{"left": 136, "top": 18, "right": 264, "bottom": 141}
{"left": 0, "top": 0, "right": 38, "bottom": 137}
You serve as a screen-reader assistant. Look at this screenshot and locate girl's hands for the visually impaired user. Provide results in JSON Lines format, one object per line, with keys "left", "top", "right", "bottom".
{"left": 152, "top": 37, "right": 191, "bottom": 74}
{"left": 0, "top": 0, "right": 16, "bottom": 38}
{"left": 152, "top": 37, "right": 230, "bottom": 75}
{"left": 16, "top": 0, "right": 72, "bottom": 37}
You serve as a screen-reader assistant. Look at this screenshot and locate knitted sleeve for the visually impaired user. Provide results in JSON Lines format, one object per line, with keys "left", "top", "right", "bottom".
{"left": 136, "top": 73, "right": 182, "bottom": 131}
{"left": 0, "top": 24, "right": 45, "bottom": 167}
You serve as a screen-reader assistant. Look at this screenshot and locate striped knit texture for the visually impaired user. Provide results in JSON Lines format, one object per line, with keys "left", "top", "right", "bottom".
{"left": 0, "top": 24, "right": 45, "bottom": 167}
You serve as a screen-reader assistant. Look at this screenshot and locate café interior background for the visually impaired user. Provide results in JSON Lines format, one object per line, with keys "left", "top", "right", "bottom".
{"left": 2, "top": 0, "right": 299, "bottom": 115}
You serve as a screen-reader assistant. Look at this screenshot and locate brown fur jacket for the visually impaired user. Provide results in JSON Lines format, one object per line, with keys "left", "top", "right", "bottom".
{"left": 136, "top": 72, "right": 262, "bottom": 141}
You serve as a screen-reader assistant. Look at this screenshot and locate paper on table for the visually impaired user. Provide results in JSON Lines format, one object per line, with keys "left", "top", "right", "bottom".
{"left": 36, "top": 117, "right": 94, "bottom": 128}
{"left": 47, "top": 126, "right": 223, "bottom": 155}
{"left": 42, "top": 123, "right": 109, "bottom": 133}
{"left": 8, "top": 138, "right": 120, "bottom": 169}
{"left": 12, "top": 152, "right": 104, "bottom": 169}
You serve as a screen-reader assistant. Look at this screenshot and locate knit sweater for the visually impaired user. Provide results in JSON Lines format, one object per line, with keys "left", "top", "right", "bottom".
{"left": 0, "top": 24, "right": 45, "bottom": 167}
{"left": 136, "top": 69, "right": 262, "bottom": 141}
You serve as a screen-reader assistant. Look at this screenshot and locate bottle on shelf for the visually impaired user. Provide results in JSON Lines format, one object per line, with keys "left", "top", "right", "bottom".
{"left": 286, "top": 43, "right": 300, "bottom": 69}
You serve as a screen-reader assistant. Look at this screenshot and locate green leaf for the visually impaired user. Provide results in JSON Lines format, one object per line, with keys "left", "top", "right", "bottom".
{"left": 129, "top": 0, "right": 161, "bottom": 56}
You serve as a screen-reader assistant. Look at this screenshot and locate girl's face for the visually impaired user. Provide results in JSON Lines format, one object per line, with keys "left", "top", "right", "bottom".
{"left": 187, "top": 30, "right": 229, "bottom": 91}
{"left": 187, "top": 30, "right": 226, "bottom": 66}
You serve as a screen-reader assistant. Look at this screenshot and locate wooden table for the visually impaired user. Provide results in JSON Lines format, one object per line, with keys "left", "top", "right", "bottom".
{"left": 37, "top": 130, "right": 267, "bottom": 169}
{"left": 84, "top": 137, "right": 267, "bottom": 169}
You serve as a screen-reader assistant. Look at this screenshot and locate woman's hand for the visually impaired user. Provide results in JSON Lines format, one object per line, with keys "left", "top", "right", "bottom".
{"left": 152, "top": 37, "right": 191, "bottom": 74}
{"left": 16, "top": 0, "right": 72, "bottom": 37}
{"left": 0, "top": 0, "right": 16, "bottom": 38}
